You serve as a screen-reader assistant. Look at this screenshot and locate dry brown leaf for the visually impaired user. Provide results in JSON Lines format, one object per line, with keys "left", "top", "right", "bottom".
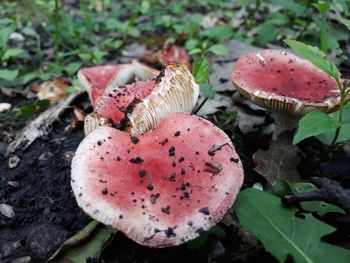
{"left": 31, "top": 79, "right": 68, "bottom": 104}
{"left": 253, "top": 133, "right": 301, "bottom": 186}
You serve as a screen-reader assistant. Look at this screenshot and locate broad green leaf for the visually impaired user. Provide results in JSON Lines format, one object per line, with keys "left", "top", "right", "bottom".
{"left": 201, "top": 25, "right": 233, "bottom": 41}
{"left": 36, "top": 99, "right": 50, "bottom": 110}
{"left": 316, "top": 104, "right": 350, "bottom": 144}
{"left": 268, "top": 0, "right": 306, "bottom": 15}
{"left": 3, "top": 48, "right": 29, "bottom": 60}
{"left": 63, "top": 225, "right": 114, "bottom": 262}
{"left": 337, "top": 17, "right": 350, "bottom": 30}
{"left": 0, "top": 69, "right": 19, "bottom": 81}
{"left": 65, "top": 62, "right": 82, "bottom": 76}
{"left": 140, "top": 0, "right": 150, "bottom": 14}
{"left": 312, "top": 2, "right": 330, "bottom": 13}
{"left": 48, "top": 221, "right": 115, "bottom": 262}
{"left": 200, "top": 84, "right": 216, "bottom": 99}
{"left": 207, "top": 44, "right": 228, "bottom": 56}
{"left": 188, "top": 48, "right": 202, "bottom": 55}
{"left": 234, "top": 188, "right": 350, "bottom": 263}
{"left": 271, "top": 178, "right": 293, "bottom": 197}
{"left": 284, "top": 40, "right": 339, "bottom": 80}
{"left": 292, "top": 183, "right": 344, "bottom": 215}
{"left": 293, "top": 111, "right": 338, "bottom": 144}
{"left": 192, "top": 58, "right": 209, "bottom": 84}
{"left": 0, "top": 26, "right": 15, "bottom": 48}
{"left": 185, "top": 39, "right": 199, "bottom": 50}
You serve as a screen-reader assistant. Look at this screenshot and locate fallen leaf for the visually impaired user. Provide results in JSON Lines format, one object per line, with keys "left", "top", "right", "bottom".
{"left": 0, "top": 203, "right": 15, "bottom": 218}
{"left": 197, "top": 93, "right": 233, "bottom": 115}
{"left": 31, "top": 79, "right": 68, "bottom": 104}
{"left": 253, "top": 133, "right": 301, "bottom": 186}
{"left": 48, "top": 220, "right": 115, "bottom": 262}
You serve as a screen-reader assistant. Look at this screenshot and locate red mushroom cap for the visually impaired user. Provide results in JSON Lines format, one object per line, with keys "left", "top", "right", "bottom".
{"left": 87, "top": 61, "right": 199, "bottom": 135}
{"left": 160, "top": 45, "right": 190, "bottom": 65}
{"left": 78, "top": 64, "right": 135, "bottom": 107}
{"left": 231, "top": 49, "right": 341, "bottom": 114}
{"left": 71, "top": 112, "right": 244, "bottom": 247}
{"left": 94, "top": 79, "right": 157, "bottom": 125}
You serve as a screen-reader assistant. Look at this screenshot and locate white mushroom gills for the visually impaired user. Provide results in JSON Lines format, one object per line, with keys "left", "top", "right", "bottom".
{"left": 128, "top": 61, "right": 199, "bottom": 135}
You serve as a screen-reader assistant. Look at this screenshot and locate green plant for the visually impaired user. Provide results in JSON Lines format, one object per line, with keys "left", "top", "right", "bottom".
{"left": 234, "top": 188, "right": 350, "bottom": 263}
{"left": 284, "top": 40, "right": 350, "bottom": 145}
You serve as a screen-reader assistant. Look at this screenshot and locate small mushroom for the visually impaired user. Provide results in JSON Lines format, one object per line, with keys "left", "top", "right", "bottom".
{"left": 71, "top": 112, "right": 244, "bottom": 247}
{"left": 78, "top": 64, "right": 136, "bottom": 107}
{"left": 231, "top": 49, "right": 346, "bottom": 139}
{"left": 85, "top": 61, "right": 199, "bottom": 135}
{"left": 78, "top": 62, "right": 159, "bottom": 107}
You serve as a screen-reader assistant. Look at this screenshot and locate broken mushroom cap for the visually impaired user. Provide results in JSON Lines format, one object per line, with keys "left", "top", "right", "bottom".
{"left": 86, "top": 61, "right": 199, "bottom": 135}
{"left": 78, "top": 62, "right": 159, "bottom": 107}
{"left": 78, "top": 64, "right": 135, "bottom": 107}
{"left": 128, "top": 61, "right": 199, "bottom": 134}
{"left": 71, "top": 112, "right": 244, "bottom": 247}
{"left": 231, "top": 49, "right": 345, "bottom": 137}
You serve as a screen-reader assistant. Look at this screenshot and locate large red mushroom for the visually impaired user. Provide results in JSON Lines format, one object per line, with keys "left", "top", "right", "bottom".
{"left": 71, "top": 112, "right": 244, "bottom": 247}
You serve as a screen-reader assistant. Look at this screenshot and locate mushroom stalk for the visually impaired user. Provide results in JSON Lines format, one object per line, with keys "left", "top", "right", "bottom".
{"left": 272, "top": 112, "right": 301, "bottom": 140}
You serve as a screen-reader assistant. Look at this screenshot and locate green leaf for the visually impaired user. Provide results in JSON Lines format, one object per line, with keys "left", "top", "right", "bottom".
{"left": 20, "top": 103, "right": 36, "bottom": 118}
{"left": 188, "top": 48, "right": 202, "bottom": 55}
{"left": 284, "top": 40, "right": 339, "bottom": 80}
{"left": 36, "top": 99, "right": 50, "bottom": 110}
{"left": 0, "top": 26, "right": 15, "bottom": 48}
{"left": 0, "top": 69, "right": 19, "bottom": 81}
{"left": 337, "top": 17, "right": 350, "bottom": 30}
{"left": 207, "top": 44, "right": 228, "bottom": 56}
{"left": 316, "top": 103, "right": 350, "bottom": 144}
{"left": 48, "top": 221, "right": 115, "bottom": 262}
{"left": 234, "top": 188, "right": 350, "bottom": 263}
{"left": 312, "top": 2, "right": 330, "bottom": 13}
{"left": 291, "top": 183, "right": 344, "bottom": 216}
{"left": 201, "top": 25, "right": 233, "bottom": 41}
{"left": 3, "top": 48, "right": 29, "bottom": 60}
{"left": 192, "top": 58, "right": 209, "bottom": 84}
{"left": 140, "top": 0, "right": 150, "bottom": 14}
{"left": 200, "top": 84, "right": 216, "bottom": 99}
{"left": 65, "top": 62, "right": 82, "bottom": 76}
{"left": 293, "top": 111, "right": 338, "bottom": 144}
{"left": 185, "top": 39, "right": 199, "bottom": 50}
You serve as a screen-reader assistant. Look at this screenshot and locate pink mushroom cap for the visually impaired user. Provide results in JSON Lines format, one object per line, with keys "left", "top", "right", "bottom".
{"left": 231, "top": 49, "right": 342, "bottom": 114}
{"left": 71, "top": 112, "right": 244, "bottom": 247}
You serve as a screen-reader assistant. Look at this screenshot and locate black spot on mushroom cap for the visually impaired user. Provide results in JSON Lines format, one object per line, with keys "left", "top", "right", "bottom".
{"left": 199, "top": 207, "right": 210, "bottom": 215}
{"left": 161, "top": 206, "right": 170, "bottom": 214}
{"left": 119, "top": 215, "right": 123, "bottom": 219}
{"left": 139, "top": 170, "right": 146, "bottom": 178}
{"left": 187, "top": 220, "right": 193, "bottom": 226}
{"left": 129, "top": 157, "right": 144, "bottom": 164}
{"left": 230, "top": 157, "right": 239, "bottom": 163}
{"left": 102, "top": 188, "right": 108, "bottom": 195}
{"left": 181, "top": 168, "right": 186, "bottom": 175}
{"left": 147, "top": 184, "right": 154, "bottom": 191}
{"left": 130, "top": 135, "right": 139, "bottom": 144}
{"left": 178, "top": 156, "right": 185, "bottom": 163}
{"left": 169, "top": 146, "right": 175, "bottom": 156}
{"left": 165, "top": 227, "right": 176, "bottom": 237}
{"left": 174, "top": 131, "right": 181, "bottom": 136}
{"left": 160, "top": 138, "right": 168, "bottom": 145}
{"left": 97, "top": 141, "right": 102, "bottom": 146}
{"left": 150, "top": 193, "right": 160, "bottom": 204}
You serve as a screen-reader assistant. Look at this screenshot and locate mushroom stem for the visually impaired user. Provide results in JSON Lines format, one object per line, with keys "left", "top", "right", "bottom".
{"left": 272, "top": 112, "right": 301, "bottom": 140}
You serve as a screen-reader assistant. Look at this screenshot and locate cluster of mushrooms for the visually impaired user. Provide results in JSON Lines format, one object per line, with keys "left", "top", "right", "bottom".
{"left": 71, "top": 45, "right": 342, "bottom": 248}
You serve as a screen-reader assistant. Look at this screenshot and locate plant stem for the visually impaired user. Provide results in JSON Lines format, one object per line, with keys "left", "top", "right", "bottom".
{"left": 53, "top": 0, "right": 60, "bottom": 63}
{"left": 192, "top": 97, "right": 208, "bottom": 115}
